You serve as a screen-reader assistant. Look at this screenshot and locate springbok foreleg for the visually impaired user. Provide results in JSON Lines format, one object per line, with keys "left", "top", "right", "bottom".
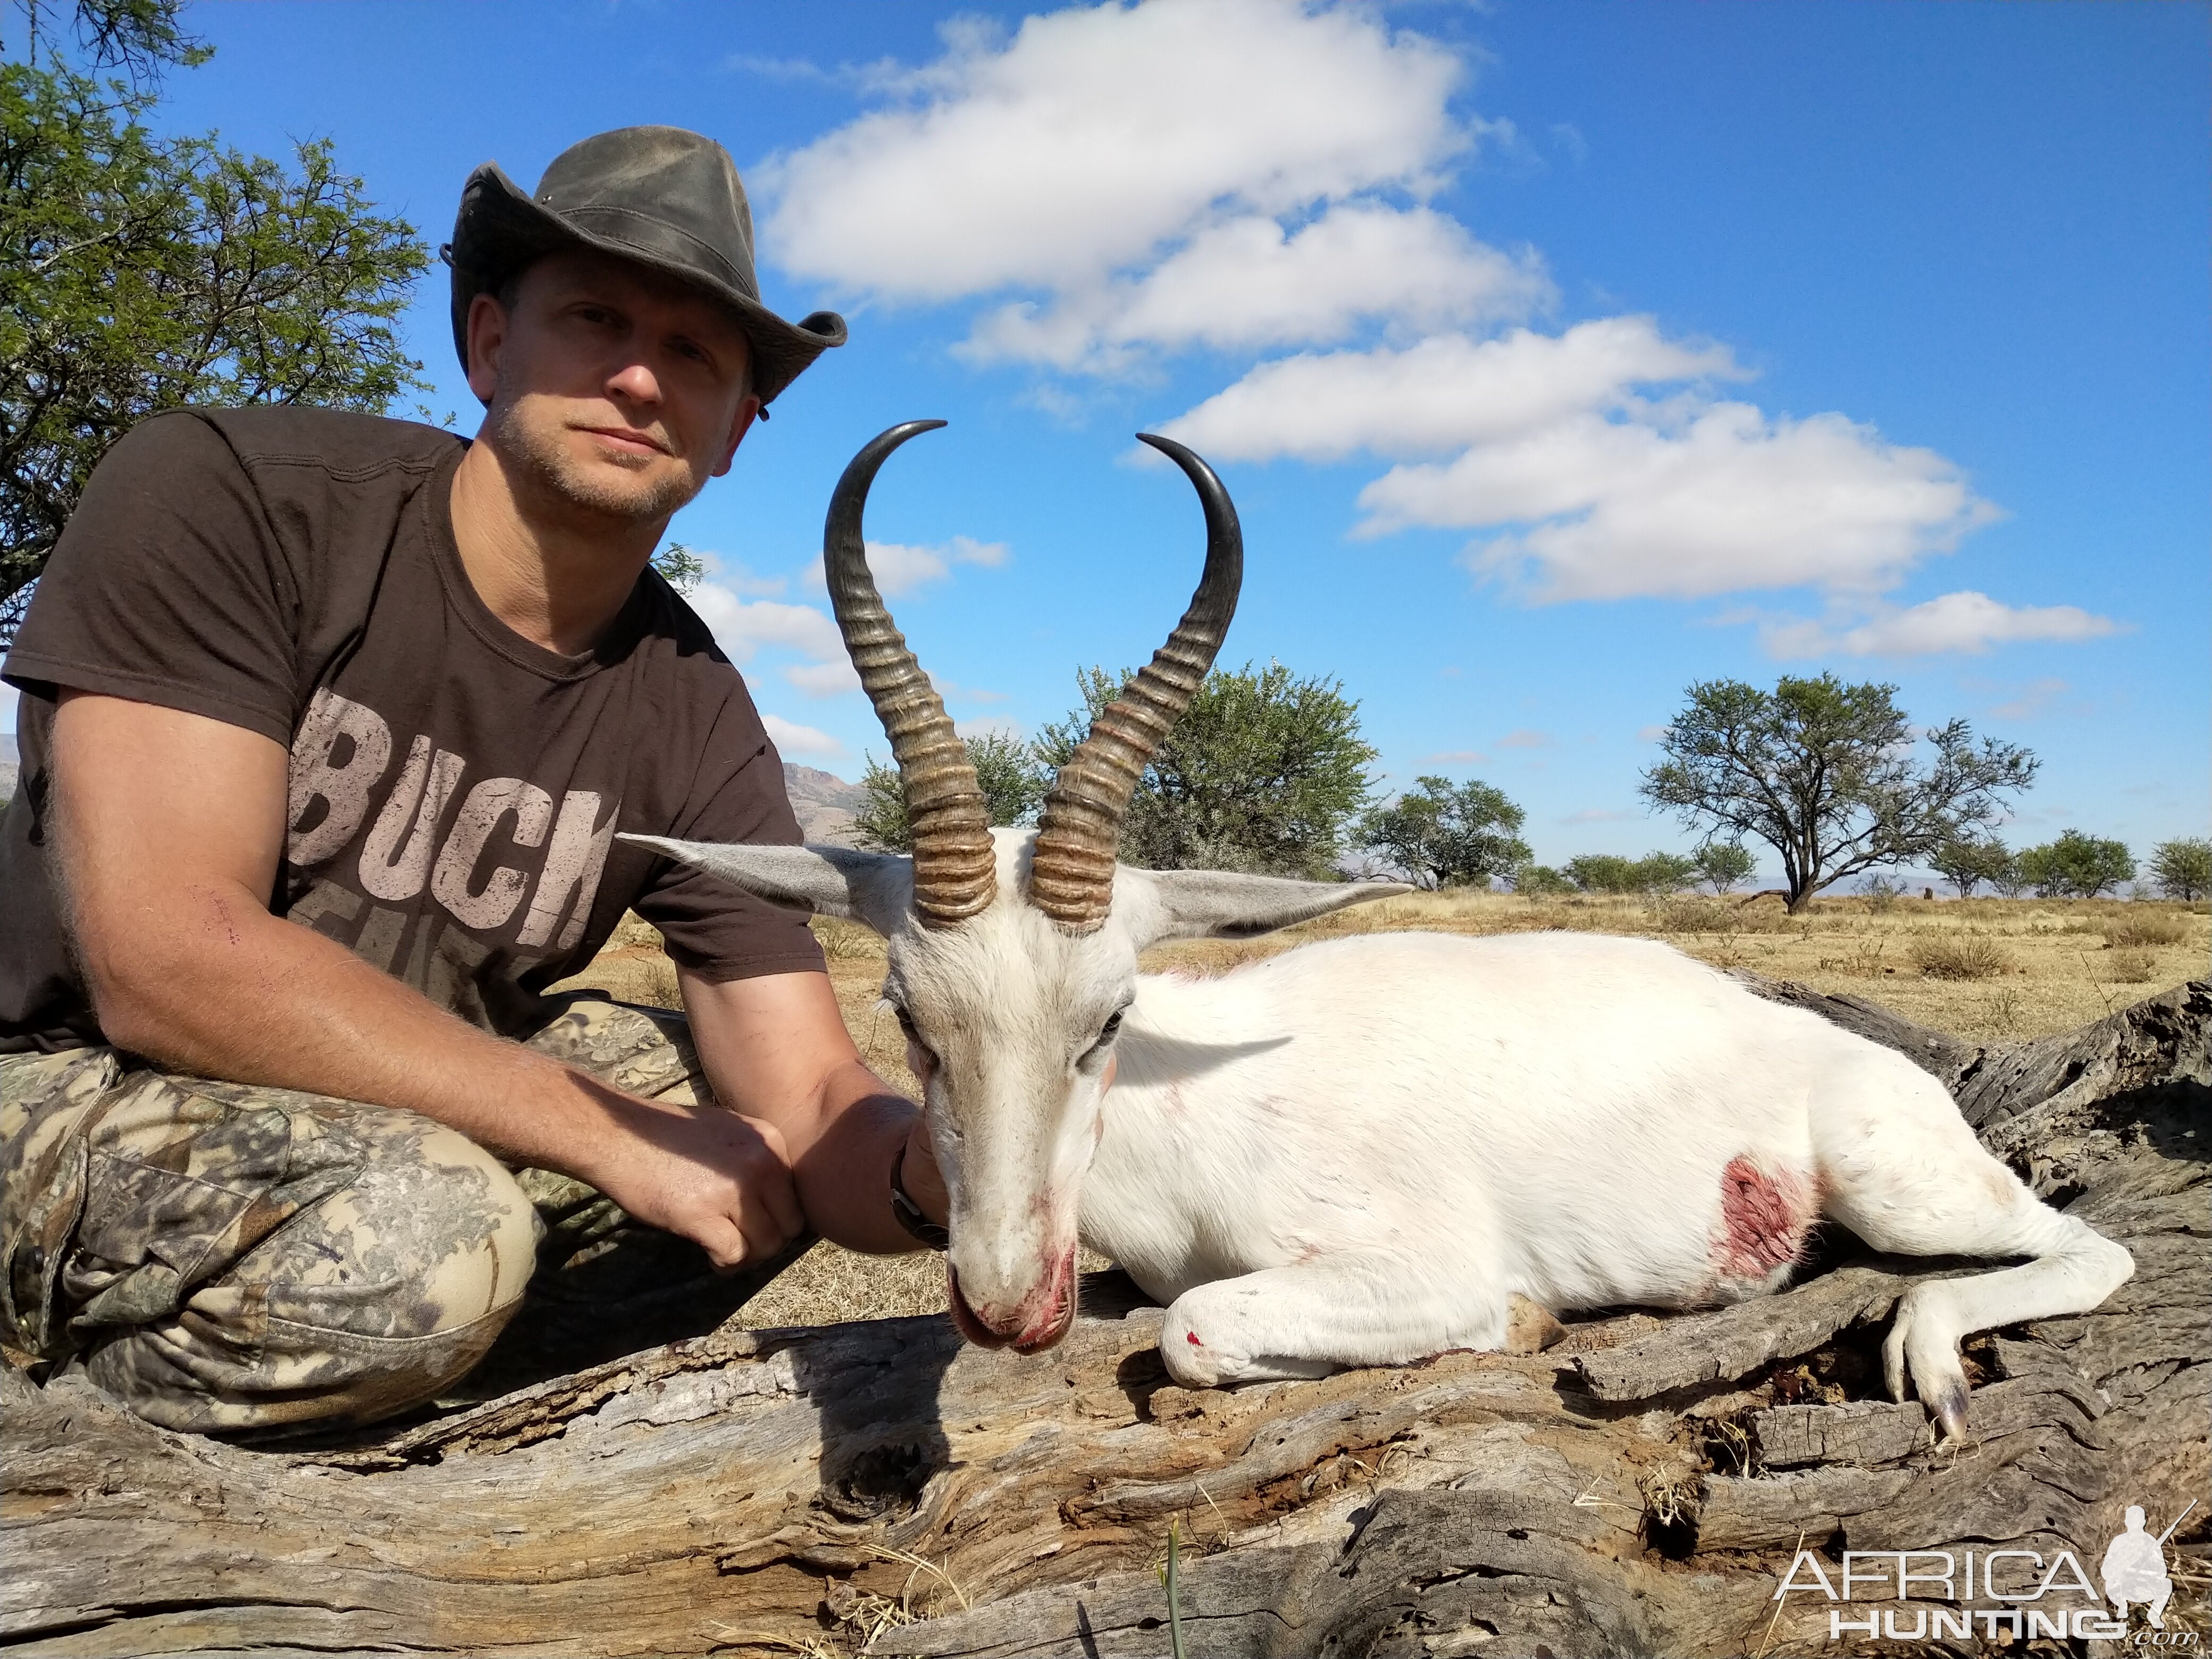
{"left": 1160, "top": 1254, "right": 1507, "bottom": 1388}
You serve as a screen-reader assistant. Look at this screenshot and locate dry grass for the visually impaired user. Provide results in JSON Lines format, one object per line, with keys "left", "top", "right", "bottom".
{"left": 1908, "top": 933, "right": 2011, "bottom": 982}
{"left": 1137, "top": 888, "right": 2207, "bottom": 1043}
{"left": 551, "top": 892, "right": 2208, "bottom": 1328}
{"left": 2105, "top": 912, "right": 2190, "bottom": 949}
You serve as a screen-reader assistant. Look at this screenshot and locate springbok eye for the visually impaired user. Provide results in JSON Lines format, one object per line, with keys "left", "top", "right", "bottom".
{"left": 1079, "top": 1008, "right": 1126, "bottom": 1068}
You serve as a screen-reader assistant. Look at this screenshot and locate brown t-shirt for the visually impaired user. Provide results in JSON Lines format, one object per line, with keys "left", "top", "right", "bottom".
{"left": 0, "top": 407, "right": 823, "bottom": 1054}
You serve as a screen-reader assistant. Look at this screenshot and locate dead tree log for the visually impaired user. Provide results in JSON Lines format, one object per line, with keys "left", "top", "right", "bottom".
{"left": 4, "top": 979, "right": 2205, "bottom": 1658}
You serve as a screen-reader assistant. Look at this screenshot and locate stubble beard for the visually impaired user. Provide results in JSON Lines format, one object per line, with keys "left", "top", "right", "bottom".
{"left": 491, "top": 397, "right": 700, "bottom": 527}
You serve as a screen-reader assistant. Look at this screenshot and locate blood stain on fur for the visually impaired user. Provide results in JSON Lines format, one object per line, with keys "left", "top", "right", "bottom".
{"left": 1715, "top": 1155, "right": 1812, "bottom": 1280}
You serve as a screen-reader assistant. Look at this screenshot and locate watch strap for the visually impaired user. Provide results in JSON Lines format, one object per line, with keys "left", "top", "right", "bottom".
{"left": 890, "top": 1142, "right": 950, "bottom": 1251}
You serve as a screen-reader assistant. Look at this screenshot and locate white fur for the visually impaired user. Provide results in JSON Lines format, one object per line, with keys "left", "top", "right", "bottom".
{"left": 623, "top": 828, "right": 2133, "bottom": 1437}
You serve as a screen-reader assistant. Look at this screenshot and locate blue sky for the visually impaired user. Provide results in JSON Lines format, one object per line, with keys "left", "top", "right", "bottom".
{"left": 10, "top": 0, "right": 2207, "bottom": 875}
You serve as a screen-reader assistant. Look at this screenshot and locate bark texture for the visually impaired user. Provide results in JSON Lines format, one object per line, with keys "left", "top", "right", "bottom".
{"left": 3, "top": 978, "right": 2205, "bottom": 1659}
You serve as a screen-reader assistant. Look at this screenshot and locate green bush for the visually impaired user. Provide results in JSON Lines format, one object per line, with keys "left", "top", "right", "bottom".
{"left": 2147, "top": 837, "right": 2211, "bottom": 902}
{"left": 1361, "top": 776, "right": 1530, "bottom": 890}
{"left": 2016, "top": 830, "right": 2134, "bottom": 899}
{"left": 853, "top": 731, "right": 1044, "bottom": 853}
{"left": 1037, "top": 663, "right": 1377, "bottom": 879}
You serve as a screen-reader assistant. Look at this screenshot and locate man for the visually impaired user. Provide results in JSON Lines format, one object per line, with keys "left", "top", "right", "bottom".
{"left": 0, "top": 127, "right": 949, "bottom": 1432}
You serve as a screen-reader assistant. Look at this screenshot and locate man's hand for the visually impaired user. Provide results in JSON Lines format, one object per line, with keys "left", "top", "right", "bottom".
{"left": 681, "top": 967, "right": 941, "bottom": 1254}
{"left": 579, "top": 1087, "right": 805, "bottom": 1269}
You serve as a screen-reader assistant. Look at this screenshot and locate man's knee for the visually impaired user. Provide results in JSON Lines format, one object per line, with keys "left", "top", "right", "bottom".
{"left": 253, "top": 1116, "right": 541, "bottom": 1343}
{"left": 85, "top": 1112, "right": 543, "bottom": 1431}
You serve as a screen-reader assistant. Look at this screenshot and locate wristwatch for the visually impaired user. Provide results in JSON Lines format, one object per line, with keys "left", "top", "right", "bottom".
{"left": 890, "top": 1143, "right": 950, "bottom": 1251}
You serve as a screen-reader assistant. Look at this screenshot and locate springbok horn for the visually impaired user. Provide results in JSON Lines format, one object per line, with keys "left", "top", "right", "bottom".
{"left": 1029, "top": 434, "right": 1243, "bottom": 932}
{"left": 823, "top": 421, "right": 995, "bottom": 927}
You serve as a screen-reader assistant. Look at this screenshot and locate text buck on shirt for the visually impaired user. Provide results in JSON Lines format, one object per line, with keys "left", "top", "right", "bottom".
{"left": 0, "top": 407, "right": 822, "bottom": 1055}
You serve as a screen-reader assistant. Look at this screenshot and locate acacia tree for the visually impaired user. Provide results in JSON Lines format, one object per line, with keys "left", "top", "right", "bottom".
{"left": 1931, "top": 836, "right": 2013, "bottom": 899}
{"left": 2016, "top": 830, "right": 2134, "bottom": 899}
{"left": 1359, "top": 775, "right": 1528, "bottom": 890}
{"left": 1562, "top": 852, "right": 1697, "bottom": 896}
{"left": 1694, "top": 841, "right": 1755, "bottom": 894}
{"left": 1640, "top": 675, "right": 2037, "bottom": 915}
{"left": 2, "top": 0, "right": 427, "bottom": 644}
{"left": 852, "top": 732, "right": 1044, "bottom": 854}
{"left": 1037, "top": 662, "right": 1376, "bottom": 879}
{"left": 2148, "top": 837, "right": 2211, "bottom": 902}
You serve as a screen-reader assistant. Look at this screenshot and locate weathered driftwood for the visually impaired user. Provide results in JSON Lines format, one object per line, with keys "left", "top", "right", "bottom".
{"left": 3, "top": 978, "right": 2205, "bottom": 1658}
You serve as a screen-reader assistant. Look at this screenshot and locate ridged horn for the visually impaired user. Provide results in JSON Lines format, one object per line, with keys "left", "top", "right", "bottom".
{"left": 824, "top": 421, "right": 994, "bottom": 927}
{"left": 1029, "top": 434, "right": 1243, "bottom": 932}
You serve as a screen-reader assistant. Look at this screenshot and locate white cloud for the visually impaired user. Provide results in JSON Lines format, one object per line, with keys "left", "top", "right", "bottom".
{"left": 1382, "top": 403, "right": 1996, "bottom": 602}
{"left": 1984, "top": 677, "right": 2072, "bottom": 720}
{"left": 761, "top": 0, "right": 1469, "bottom": 300}
{"left": 692, "top": 537, "right": 1010, "bottom": 702}
{"left": 1154, "top": 313, "right": 2012, "bottom": 609}
{"left": 1562, "top": 807, "right": 1635, "bottom": 824}
{"left": 1419, "top": 748, "right": 1490, "bottom": 764}
{"left": 0, "top": 680, "right": 17, "bottom": 733}
{"left": 688, "top": 585, "right": 845, "bottom": 663}
{"left": 1155, "top": 318, "right": 1739, "bottom": 463}
{"left": 961, "top": 205, "right": 1550, "bottom": 371}
{"left": 690, "top": 553, "right": 787, "bottom": 598}
{"left": 1758, "top": 591, "right": 2125, "bottom": 658}
{"left": 955, "top": 715, "right": 1028, "bottom": 741}
{"left": 931, "top": 675, "right": 1011, "bottom": 706}
{"left": 784, "top": 659, "right": 862, "bottom": 698}
{"left": 802, "top": 535, "right": 1010, "bottom": 599}
{"left": 687, "top": 582, "right": 858, "bottom": 698}
{"left": 761, "top": 714, "right": 844, "bottom": 758}
{"left": 726, "top": 53, "right": 835, "bottom": 84}
{"left": 1495, "top": 728, "right": 1554, "bottom": 750}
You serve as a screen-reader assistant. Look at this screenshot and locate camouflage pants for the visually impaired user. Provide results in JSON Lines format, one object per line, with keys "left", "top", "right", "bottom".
{"left": 0, "top": 995, "right": 731, "bottom": 1434}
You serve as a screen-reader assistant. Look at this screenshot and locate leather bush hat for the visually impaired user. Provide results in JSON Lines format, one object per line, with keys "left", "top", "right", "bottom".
{"left": 446, "top": 125, "right": 845, "bottom": 405}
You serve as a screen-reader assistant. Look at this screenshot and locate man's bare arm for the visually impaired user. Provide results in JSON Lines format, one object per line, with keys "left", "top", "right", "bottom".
{"left": 49, "top": 690, "right": 802, "bottom": 1267}
{"left": 679, "top": 966, "right": 948, "bottom": 1254}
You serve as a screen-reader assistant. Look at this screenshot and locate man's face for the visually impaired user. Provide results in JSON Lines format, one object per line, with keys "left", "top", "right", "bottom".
{"left": 466, "top": 247, "right": 760, "bottom": 524}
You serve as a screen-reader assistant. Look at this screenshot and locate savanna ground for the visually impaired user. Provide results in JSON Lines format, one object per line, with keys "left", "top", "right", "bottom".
{"left": 554, "top": 886, "right": 2210, "bottom": 1330}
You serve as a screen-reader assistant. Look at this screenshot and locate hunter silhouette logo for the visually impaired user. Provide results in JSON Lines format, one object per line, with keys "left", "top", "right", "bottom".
{"left": 2105, "top": 1500, "right": 2196, "bottom": 1630}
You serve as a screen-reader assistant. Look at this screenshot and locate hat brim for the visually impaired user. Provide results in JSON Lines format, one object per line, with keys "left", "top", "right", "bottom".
{"left": 447, "top": 163, "right": 844, "bottom": 405}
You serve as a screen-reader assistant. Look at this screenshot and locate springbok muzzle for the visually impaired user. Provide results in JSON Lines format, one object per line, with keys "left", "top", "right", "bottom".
{"left": 947, "top": 1248, "right": 1079, "bottom": 1353}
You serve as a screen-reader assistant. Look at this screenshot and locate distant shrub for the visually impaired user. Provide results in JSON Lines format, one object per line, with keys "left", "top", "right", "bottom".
{"left": 2148, "top": 837, "right": 2211, "bottom": 901}
{"left": 1653, "top": 897, "right": 1736, "bottom": 935}
{"left": 1911, "top": 934, "right": 2011, "bottom": 981}
{"left": 2104, "top": 914, "right": 2186, "bottom": 949}
{"left": 1361, "top": 775, "right": 1529, "bottom": 890}
{"left": 1511, "top": 863, "right": 1573, "bottom": 896}
{"left": 2016, "top": 830, "right": 2134, "bottom": 899}
{"left": 1694, "top": 842, "right": 1756, "bottom": 894}
{"left": 1931, "top": 836, "right": 2013, "bottom": 899}
{"left": 2106, "top": 948, "right": 2157, "bottom": 984}
{"left": 1862, "top": 875, "right": 1906, "bottom": 914}
{"left": 1565, "top": 851, "right": 1698, "bottom": 895}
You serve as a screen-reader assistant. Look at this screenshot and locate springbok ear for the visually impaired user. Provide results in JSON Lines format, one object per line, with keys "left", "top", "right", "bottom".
{"left": 618, "top": 835, "right": 913, "bottom": 937}
{"left": 1124, "top": 869, "right": 1412, "bottom": 948}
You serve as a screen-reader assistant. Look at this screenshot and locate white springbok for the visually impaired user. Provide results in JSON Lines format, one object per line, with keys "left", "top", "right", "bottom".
{"left": 626, "top": 422, "right": 2131, "bottom": 1439}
